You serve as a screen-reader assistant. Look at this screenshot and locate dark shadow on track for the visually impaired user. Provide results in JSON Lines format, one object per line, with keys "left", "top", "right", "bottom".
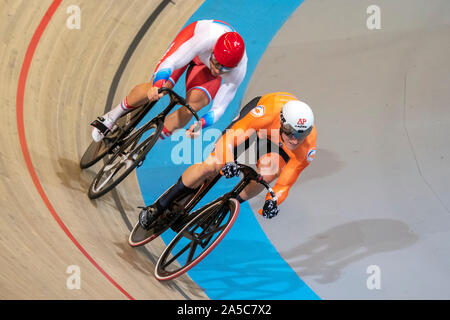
{"left": 281, "top": 219, "right": 418, "bottom": 284}
{"left": 173, "top": 239, "right": 316, "bottom": 300}
{"left": 301, "top": 148, "right": 346, "bottom": 183}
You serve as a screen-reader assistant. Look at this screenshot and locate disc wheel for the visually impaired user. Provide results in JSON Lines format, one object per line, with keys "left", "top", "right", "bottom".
{"left": 155, "top": 198, "right": 240, "bottom": 281}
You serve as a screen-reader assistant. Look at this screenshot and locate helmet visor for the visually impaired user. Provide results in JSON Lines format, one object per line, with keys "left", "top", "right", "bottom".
{"left": 280, "top": 123, "right": 312, "bottom": 141}
{"left": 211, "top": 53, "right": 233, "bottom": 73}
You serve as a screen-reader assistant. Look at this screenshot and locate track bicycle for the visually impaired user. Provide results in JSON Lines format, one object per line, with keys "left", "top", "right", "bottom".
{"left": 82, "top": 88, "right": 200, "bottom": 199}
{"left": 128, "top": 163, "right": 278, "bottom": 281}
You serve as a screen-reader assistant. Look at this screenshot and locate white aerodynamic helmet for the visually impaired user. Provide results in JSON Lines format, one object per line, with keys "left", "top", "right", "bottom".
{"left": 280, "top": 100, "right": 314, "bottom": 140}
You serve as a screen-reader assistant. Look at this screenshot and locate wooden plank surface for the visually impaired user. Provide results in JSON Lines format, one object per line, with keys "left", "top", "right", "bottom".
{"left": 0, "top": 0, "right": 207, "bottom": 300}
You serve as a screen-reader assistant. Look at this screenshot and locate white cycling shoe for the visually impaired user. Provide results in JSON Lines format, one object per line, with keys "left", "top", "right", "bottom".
{"left": 91, "top": 116, "right": 115, "bottom": 142}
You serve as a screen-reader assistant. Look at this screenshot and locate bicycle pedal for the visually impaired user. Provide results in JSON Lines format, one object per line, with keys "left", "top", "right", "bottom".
{"left": 90, "top": 118, "right": 111, "bottom": 135}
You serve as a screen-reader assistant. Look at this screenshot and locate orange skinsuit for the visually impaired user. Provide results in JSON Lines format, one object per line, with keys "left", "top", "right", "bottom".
{"left": 213, "top": 92, "right": 317, "bottom": 209}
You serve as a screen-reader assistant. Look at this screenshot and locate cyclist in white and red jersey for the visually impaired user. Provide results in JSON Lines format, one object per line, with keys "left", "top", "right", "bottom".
{"left": 91, "top": 19, "right": 248, "bottom": 142}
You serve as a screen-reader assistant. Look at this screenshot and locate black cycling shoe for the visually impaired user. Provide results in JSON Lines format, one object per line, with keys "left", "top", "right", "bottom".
{"left": 138, "top": 204, "right": 162, "bottom": 230}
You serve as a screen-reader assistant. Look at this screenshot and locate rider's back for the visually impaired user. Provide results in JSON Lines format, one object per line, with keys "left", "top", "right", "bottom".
{"left": 226, "top": 92, "right": 317, "bottom": 204}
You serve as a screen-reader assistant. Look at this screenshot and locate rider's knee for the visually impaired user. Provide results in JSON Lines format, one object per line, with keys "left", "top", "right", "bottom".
{"left": 187, "top": 89, "right": 210, "bottom": 111}
{"left": 179, "top": 106, "right": 194, "bottom": 119}
{"left": 201, "top": 156, "right": 223, "bottom": 178}
{"left": 131, "top": 82, "right": 152, "bottom": 98}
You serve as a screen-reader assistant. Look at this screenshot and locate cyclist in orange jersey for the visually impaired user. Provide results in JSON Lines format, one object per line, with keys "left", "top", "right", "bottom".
{"left": 139, "top": 92, "right": 316, "bottom": 229}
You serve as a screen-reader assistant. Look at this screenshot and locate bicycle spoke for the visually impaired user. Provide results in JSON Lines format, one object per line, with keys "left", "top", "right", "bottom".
{"left": 129, "top": 138, "right": 140, "bottom": 151}
{"left": 156, "top": 198, "right": 240, "bottom": 280}
{"left": 94, "top": 171, "right": 116, "bottom": 192}
{"left": 186, "top": 239, "right": 199, "bottom": 264}
{"left": 94, "top": 162, "right": 124, "bottom": 192}
{"left": 198, "top": 224, "right": 226, "bottom": 240}
{"left": 123, "top": 158, "right": 135, "bottom": 170}
{"left": 163, "top": 230, "right": 204, "bottom": 269}
{"left": 183, "top": 210, "right": 227, "bottom": 249}
{"left": 180, "top": 223, "right": 201, "bottom": 238}
{"left": 195, "top": 209, "right": 230, "bottom": 247}
{"left": 162, "top": 241, "right": 191, "bottom": 269}
{"left": 103, "top": 156, "right": 122, "bottom": 172}
{"left": 199, "top": 209, "right": 227, "bottom": 233}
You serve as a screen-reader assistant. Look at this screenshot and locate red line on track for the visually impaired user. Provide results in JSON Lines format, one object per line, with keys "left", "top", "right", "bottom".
{"left": 15, "top": 0, "right": 134, "bottom": 300}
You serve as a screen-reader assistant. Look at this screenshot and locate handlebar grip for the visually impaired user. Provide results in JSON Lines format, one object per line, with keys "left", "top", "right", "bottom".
{"left": 255, "top": 174, "right": 278, "bottom": 204}
{"left": 267, "top": 188, "right": 278, "bottom": 204}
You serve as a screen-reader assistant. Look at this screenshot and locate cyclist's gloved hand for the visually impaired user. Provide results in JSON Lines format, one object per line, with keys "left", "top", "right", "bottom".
{"left": 262, "top": 199, "right": 279, "bottom": 219}
{"left": 222, "top": 162, "right": 240, "bottom": 179}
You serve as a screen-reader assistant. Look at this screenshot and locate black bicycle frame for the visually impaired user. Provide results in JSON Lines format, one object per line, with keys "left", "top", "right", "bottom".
{"left": 221, "top": 165, "right": 274, "bottom": 203}
{"left": 117, "top": 87, "right": 199, "bottom": 140}
{"left": 118, "top": 88, "right": 200, "bottom": 150}
{"left": 177, "top": 164, "right": 276, "bottom": 227}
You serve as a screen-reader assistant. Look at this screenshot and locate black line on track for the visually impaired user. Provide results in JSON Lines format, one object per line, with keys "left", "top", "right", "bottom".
{"left": 105, "top": 0, "right": 172, "bottom": 110}
{"left": 103, "top": 0, "right": 192, "bottom": 300}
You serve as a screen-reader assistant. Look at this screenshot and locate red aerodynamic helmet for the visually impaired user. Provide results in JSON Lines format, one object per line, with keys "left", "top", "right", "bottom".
{"left": 213, "top": 32, "right": 245, "bottom": 68}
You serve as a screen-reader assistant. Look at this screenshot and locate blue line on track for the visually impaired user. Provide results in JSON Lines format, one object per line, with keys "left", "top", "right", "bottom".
{"left": 136, "top": 0, "right": 320, "bottom": 300}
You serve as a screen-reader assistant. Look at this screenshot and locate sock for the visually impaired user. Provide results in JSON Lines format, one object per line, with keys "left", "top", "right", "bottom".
{"left": 159, "top": 126, "right": 173, "bottom": 140}
{"left": 106, "top": 98, "right": 131, "bottom": 122}
{"left": 155, "top": 176, "right": 196, "bottom": 211}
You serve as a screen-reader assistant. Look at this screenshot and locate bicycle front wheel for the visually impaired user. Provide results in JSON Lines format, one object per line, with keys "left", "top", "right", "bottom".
{"left": 155, "top": 198, "right": 240, "bottom": 281}
{"left": 88, "top": 120, "right": 161, "bottom": 199}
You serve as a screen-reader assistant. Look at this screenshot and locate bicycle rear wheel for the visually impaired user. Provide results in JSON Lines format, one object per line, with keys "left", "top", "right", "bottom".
{"left": 155, "top": 198, "right": 240, "bottom": 281}
{"left": 88, "top": 120, "right": 161, "bottom": 199}
{"left": 128, "top": 186, "right": 202, "bottom": 247}
{"left": 128, "top": 210, "right": 178, "bottom": 247}
{"left": 80, "top": 107, "right": 147, "bottom": 169}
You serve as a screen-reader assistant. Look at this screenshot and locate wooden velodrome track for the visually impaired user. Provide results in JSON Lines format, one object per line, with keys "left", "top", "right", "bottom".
{"left": 3, "top": 0, "right": 450, "bottom": 301}
{"left": 0, "top": 0, "right": 209, "bottom": 299}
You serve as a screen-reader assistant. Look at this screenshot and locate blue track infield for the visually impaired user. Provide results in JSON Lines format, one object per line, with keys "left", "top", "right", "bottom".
{"left": 136, "top": 0, "right": 320, "bottom": 300}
